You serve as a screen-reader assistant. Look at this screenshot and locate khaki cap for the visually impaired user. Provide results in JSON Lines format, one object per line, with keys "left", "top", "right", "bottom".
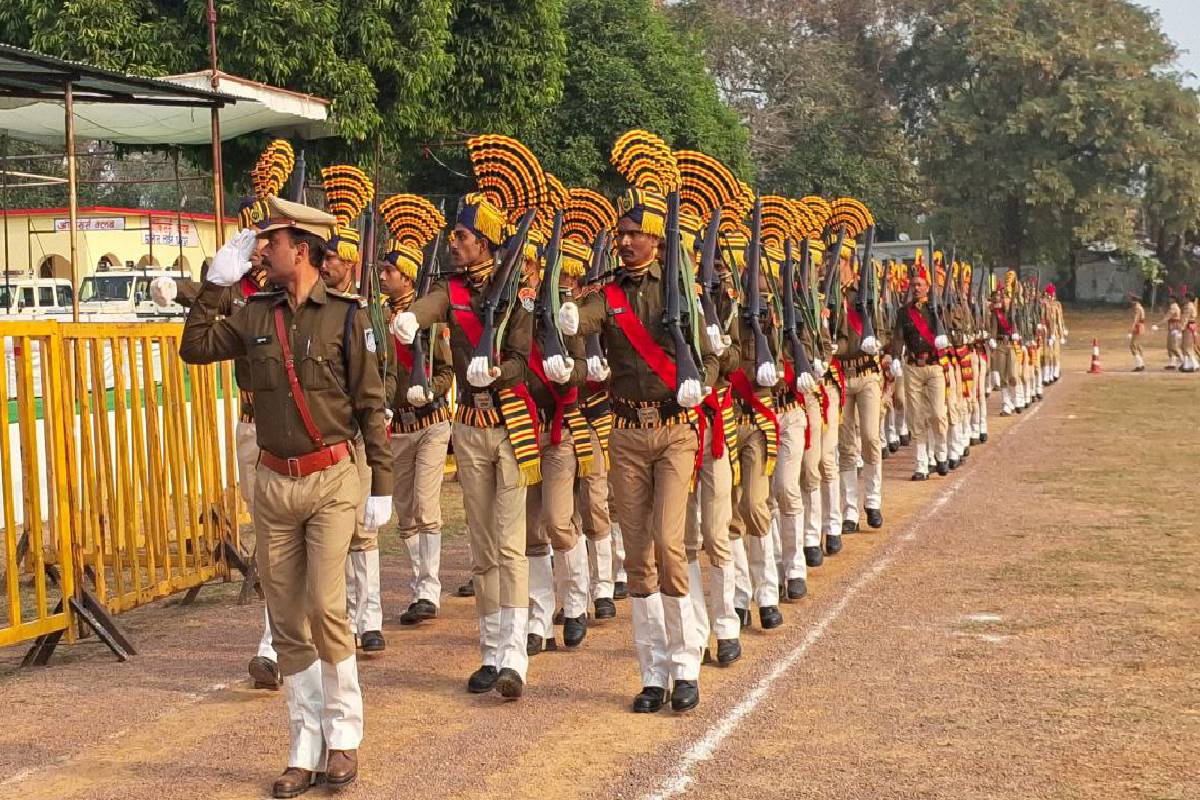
{"left": 242, "top": 195, "right": 336, "bottom": 242}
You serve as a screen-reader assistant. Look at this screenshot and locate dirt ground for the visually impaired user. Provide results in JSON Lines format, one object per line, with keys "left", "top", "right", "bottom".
{"left": 0, "top": 306, "right": 1196, "bottom": 800}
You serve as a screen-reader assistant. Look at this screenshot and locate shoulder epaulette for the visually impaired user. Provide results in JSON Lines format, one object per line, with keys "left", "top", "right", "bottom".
{"left": 327, "top": 289, "right": 369, "bottom": 308}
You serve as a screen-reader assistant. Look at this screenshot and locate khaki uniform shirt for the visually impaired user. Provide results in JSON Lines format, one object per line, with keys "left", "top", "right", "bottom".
{"left": 179, "top": 278, "right": 393, "bottom": 495}
{"left": 385, "top": 325, "right": 455, "bottom": 414}
{"left": 890, "top": 300, "right": 941, "bottom": 362}
{"left": 575, "top": 261, "right": 719, "bottom": 403}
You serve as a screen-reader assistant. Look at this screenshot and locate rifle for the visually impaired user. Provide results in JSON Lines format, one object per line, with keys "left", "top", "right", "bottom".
{"left": 781, "top": 238, "right": 815, "bottom": 379}
{"left": 663, "top": 191, "right": 703, "bottom": 387}
{"left": 536, "top": 210, "right": 566, "bottom": 360}
{"left": 857, "top": 225, "right": 877, "bottom": 345}
{"left": 406, "top": 227, "right": 444, "bottom": 398}
{"left": 698, "top": 210, "right": 723, "bottom": 330}
{"left": 473, "top": 208, "right": 537, "bottom": 368}
{"left": 743, "top": 198, "right": 773, "bottom": 372}
{"left": 584, "top": 229, "right": 610, "bottom": 364}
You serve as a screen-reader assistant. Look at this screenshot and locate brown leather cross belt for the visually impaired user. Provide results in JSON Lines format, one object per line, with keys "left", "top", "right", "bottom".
{"left": 259, "top": 440, "right": 352, "bottom": 478}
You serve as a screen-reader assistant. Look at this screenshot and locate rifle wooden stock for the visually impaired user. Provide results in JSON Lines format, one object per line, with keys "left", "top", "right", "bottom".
{"left": 663, "top": 191, "right": 702, "bottom": 387}
{"left": 473, "top": 208, "right": 537, "bottom": 365}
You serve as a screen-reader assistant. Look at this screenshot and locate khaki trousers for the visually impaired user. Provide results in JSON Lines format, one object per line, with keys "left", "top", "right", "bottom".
{"left": 684, "top": 423, "right": 733, "bottom": 567}
{"left": 992, "top": 341, "right": 1017, "bottom": 386}
{"left": 730, "top": 422, "right": 772, "bottom": 541}
{"left": 771, "top": 405, "right": 808, "bottom": 522}
{"left": 610, "top": 424, "right": 696, "bottom": 598}
{"left": 574, "top": 425, "right": 611, "bottom": 543}
{"left": 453, "top": 423, "right": 529, "bottom": 614}
{"left": 1167, "top": 327, "right": 1183, "bottom": 358}
{"left": 255, "top": 458, "right": 360, "bottom": 676}
{"left": 903, "top": 363, "right": 948, "bottom": 461}
{"left": 526, "top": 433, "right": 579, "bottom": 557}
{"left": 391, "top": 421, "right": 451, "bottom": 539}
{"left": 236, "top": 421, "right": 260, "bottom": 515}
{"left": 838, "top": 373, "right": 882, "bottom": 466}
{"left": 819, "top": 382, "right": 840, "bottom": 482}
{"left": 945, "top": 363, "right": 962, "bottom": 429}
{"left": 800, "top": 392, "right": 823, "bottom": 493}
{"left": 1130, "top": 331, "right": 1143, "bottom": 358}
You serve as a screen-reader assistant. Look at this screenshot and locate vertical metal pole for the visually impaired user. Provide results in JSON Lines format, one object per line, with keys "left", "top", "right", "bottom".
{"left": 2, "top": 133, "right": 10, "bottom": 313}
{"left": 65, "top": 80, "right": 80, "bottom": 322}
{"left": 208, "top": 0, "right": 225, "bottom": 250}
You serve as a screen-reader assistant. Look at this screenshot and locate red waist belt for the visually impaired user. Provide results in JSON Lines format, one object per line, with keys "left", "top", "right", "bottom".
{"left": 259, "top": 440, "right": 352, "bottom": 478}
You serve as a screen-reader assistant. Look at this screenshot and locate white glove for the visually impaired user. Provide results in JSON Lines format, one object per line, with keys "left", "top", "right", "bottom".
{"left": 1063, "top": 328, "right": 1069, "bottom": 337}
{"left": 1048, "top": 335, "right": 1056, "bottom": 347}
{"left": 934, "top": 334, "right": 950, "bottom": 349}
{"left": 705, "top": 323, "right": 727, "bottom": 356}
{"left": 383, "top": 408, "right": 394, "bottom": 424}
{"left": 1152, "top": 324, "right": 1160, "bottom": 332}
{"left": 889, "top": 359, "right": 903, "bottom": 379}
{"left": 391, "top": 311, "right": 419, "bottom": 345}
{"left": 467, "top": 355, "right": 498, "bottom": 387}
{"left": 989, "top": 338, "right": 998, "bottom": 350}
{"left": 586, "top": 355, "right": 610, "bottom": 382}
{"left": 812, "top": 359, "right": 826, "bottom": 375}
{"left": 1171, "top": 329, "right": 1182, "bottom": 339}
{"left": 860, "top": 335, "right": 879, "bottom": 356}
{"left": 363, "top": 495, "right": 393, "bottom": 531}
{"left": 756, "top": 361, "right": 778, "bottom": 388}
{"left": 795, "top": 371, "right": 817, "bottom": 393}
{"left": 407, "top": 385, "right": 432, "bottom": 406}
{"left": 557, "top": 302, "right": 579, "bottom": 336}
{"left": 543, "top": 354, "right": 575, "bottom": 384}
{"left": 676, "top": 379, "right": 704, "bottom": 408}
{"left": 206, "top": 228, "right": 256, "bottom": 287}
{"left": 1012, "top": 333, "right": 1022, "bottom": 343}
{"left": 149, "top": 275, "right": 177, "bottom": 307}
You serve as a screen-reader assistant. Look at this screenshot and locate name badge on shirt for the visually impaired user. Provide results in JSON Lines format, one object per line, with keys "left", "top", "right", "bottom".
{"left": 636, "top": 406, "right": 661, "bottom": 425}
{"left": 472, "top": 393, "right": 495, "bottom": 411}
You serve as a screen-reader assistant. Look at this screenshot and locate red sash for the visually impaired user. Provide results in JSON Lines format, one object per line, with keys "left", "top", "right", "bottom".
{"left": 728, "top": 370, "right": 780, "bottom": 449}
{"left": 529, "top": 341, "right": 579, "bottom": 445}
{"left": 907, "top": 304, "right": 939, "bottom": 350}
{"left": 700, "top": 386, "right": 732, "bottom": 459}
{"left": 272, "top": 307, "right": 326, "bottom": 449}
{"left": 603, "top": 283, "right": 677, "bottom": 390}
{"left": 240, "top": 275, "right": 260, "bottom": 299}
{"left": 995, "top": 310, "right": 1012, "bottom": 336}
{"left": 393, "top": 338, "right": 415, "bottom": 372}
{"left": 846, "top": 305, "right": 863, "bottom": 336}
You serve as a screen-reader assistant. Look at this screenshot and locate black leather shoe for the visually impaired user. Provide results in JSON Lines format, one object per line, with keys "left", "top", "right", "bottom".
{"left": 613, "top": 581, "right": 629, "bottom": 600}
{"left": 825, "top": 534, "right": 842, "bottom": 555}
{"left": 563, "top": 615, "right": 587, "bottom": 647}
{"left": 360, "top": 630, "right": 386, "bottom": 652}
{"left": 552, "top": 608, "right": 565, "bottom": 625}
{"left": 888, "top": 441, "right": 899, "bottom": 453}
{"left": 911, "top": 471, "right": 928, "bottom": 481}
{"left": 594, "top": 598, "right": 616, "bottom": 620}
{"left": 400, "top": 598, "right": 437, "bottom": 625}
{"left": 494, "top": 667, "right": 524, "bottom": 699}
{"left": 881, "top": 447, "right": 890, "bottom": 460}
{"left": 735, "top": 607, "right": 751, "bottom": 628}
{"left": 936, "top": 461, "right": 949, "bottom": 476}
{"left": 716, "top": 638, "right": 742, "bottom": 666}
{"left": 948, "top": 458, "right": 960, "bottom": 470}
{"left": 467, "top": 665, "right": 498, "bottom": 693}
{"left": 759, "top": 606, "right": 783, "bottom": 629}
{"left": 842, "top": 519, "right": 859, "bottom": 533}
{"left": 248, "top": 655, "right": 281, "bottom": 690}
{"left": 865, "top": 507, "right": 883, "bottom": 529}
{"left": 456, "top": 578, "right": 475, "bottom": 598}
{"left": 1015, "top": 405, "right": 1023, "bottom": 413}
{"left": 804, "top": 546, "right": 824, "bottom": 567}
{"left": 980, "top": 433, "right": 989, "bottom": 443}
{"left": 786, "top": 577, "right": 808, "bottom": 600}
{"left": 899, "top": 433, "right": 911, "bottom": 446}
{"left": 527, "top": 633, "right": 545, "bottom": 656}
{"left": 970, "top": 437, "right": 980, "bottom": 446}
{"left": 633, "top": 686, "right": 666, "bottom": 713}
{"left": 961, "top": 446, "right": 970, "bottom": 459}
{"left": 671, "top": 680, "right": 700, "bottom": 712}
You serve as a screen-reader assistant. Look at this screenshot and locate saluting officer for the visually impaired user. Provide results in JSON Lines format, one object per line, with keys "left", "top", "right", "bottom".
{"left": 180, "top": 196, "right": 393, "bottom": 797}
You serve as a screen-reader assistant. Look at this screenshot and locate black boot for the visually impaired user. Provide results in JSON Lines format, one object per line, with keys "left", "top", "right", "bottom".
{"left": 455, "top": 578, "right": 475, "bottom": 598}
{"left": 527, "top": 633, "right": 545, "bottom": 657}
{"left": 865, "top": 507, "right": 883, "bottom": 529}
{"left": 563, "top": 615, "right": 588, "bottom": 648}
{"left": 594, "top": 598, "right": 616, "bottom": 620}
{"left": 671, "top": 680, "right": 700, "bottom": 712}
{"left": 494, "top": 668, "right": 524, "bottom": 699}
{"left": 911, "top": 471, "right": 929, "bottom": 481}
{"left": 842, "top": 518, "right": 859, "bottom": 533}
{"left": 633, "top": 686, "right": 666, "bottom": 713}
{"left": 948, "top": 458, "right": 960, "bottom": 470}
{"left": 735, "top": 607, "right": 752, "bottom": 629}
{"left": 936, "top": 461, "right": 949, "bottom": 476}
{"left": 360, "top": 630, "right": 386, "bottom": 652}
{"left": 399, "top": 599, "right": 437, "bottom": 625}
{"left": 825, "top": 533, "right": 843, "bottom": 555}
{"left": 979, "top": 433, "right": 989, "bottom": 443}
{"left": 899, "top": 433, "right": 911, "bottom": 446}
{"left": 786, "top": 577, "right": 808, "bottom": 600}
{"left": 804, "top": 546, "right": 824, "bottom": 567}
{"left": 759, "top": 606, "right": 784, "bottom": 629}
{"left": 613, "top": 581, "right": 629, "bottom": 600}
{"left": 716, "top": 638, "right": 742, "bottom": 666}
{"left": 467, "top": 665, "right": 498, "bottom": 693}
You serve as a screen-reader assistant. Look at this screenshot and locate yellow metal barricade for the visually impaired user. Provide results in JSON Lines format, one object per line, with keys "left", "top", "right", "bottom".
{"left": 0, "top": 320, "right": 242, "bottom": 650}
{"left": 0, "top": 321, "right": 75, "bottom": 647}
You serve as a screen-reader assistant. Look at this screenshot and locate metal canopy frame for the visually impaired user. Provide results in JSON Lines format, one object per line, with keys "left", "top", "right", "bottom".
{"left": 0, "top": 44, "right": 236, "bottom": 320}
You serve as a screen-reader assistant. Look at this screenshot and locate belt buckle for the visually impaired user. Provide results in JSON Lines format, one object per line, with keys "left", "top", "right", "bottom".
{"left": 636, "top": 406, "right": 661, "bottom": 426}
{"left": 401, "top": 411, "right": 418, "bottom": 426}
{"left": 473, "top": 393, "right": 495, "bottom": 411}
{"left": 286, "top": 456, "right": 302, "bottom": 478}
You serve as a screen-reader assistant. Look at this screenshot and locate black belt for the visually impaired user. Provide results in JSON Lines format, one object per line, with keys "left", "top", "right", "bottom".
{"left": 611, "top": 398, "right": 686, "bottom": 427}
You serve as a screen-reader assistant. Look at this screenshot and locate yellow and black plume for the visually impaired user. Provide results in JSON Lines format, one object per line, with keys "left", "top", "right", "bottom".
{"left": 466, "top": 134, "right": 548, "bottom": 213}
{"left": 379, "top": 194, "right": 445, "bottom": 279}
{"left": 827, "top": 197, "right": 874, "bottom": 237}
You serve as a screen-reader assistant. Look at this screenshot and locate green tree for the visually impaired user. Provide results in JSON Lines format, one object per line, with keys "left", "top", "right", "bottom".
{"left": 893, "top": 0, "right": 1181, "bottom": 294}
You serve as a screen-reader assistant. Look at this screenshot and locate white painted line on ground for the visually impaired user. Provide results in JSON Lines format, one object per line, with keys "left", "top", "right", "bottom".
{"left": 643, "top": 402, "right": 1044, "bottom": 800}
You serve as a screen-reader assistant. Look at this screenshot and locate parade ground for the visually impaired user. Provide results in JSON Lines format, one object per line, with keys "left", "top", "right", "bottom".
{"left": 0, "top": 305, "right": 1194, "bottom": 799}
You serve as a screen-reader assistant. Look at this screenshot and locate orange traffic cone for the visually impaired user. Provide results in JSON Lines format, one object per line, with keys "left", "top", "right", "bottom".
{"left": 1088, "top": 338, "right": 1103, "bottom": 374}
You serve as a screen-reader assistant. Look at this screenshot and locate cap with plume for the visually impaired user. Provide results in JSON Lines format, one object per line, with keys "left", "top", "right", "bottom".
{"left": 611, "top": 129, "right": 680, "bottom": 239}
{"left": 239, "top": 139, "right": 295, "bottom": 229}
{"left": 321, "top": 165, "right": 375, "bottom": 263}
{"left": 379, "top": 194, "right": 445, "bottom": 280}
{"left": 562, "top": 188, "right": 616, "bottom": 279}
{"left": 463, "top": 134, "right": 548, "bottom": 246}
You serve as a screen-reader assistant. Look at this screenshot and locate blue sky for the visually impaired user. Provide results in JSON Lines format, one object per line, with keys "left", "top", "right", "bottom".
{"left": 1140, "top": 0, "right": 1200, "bottom": 85}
